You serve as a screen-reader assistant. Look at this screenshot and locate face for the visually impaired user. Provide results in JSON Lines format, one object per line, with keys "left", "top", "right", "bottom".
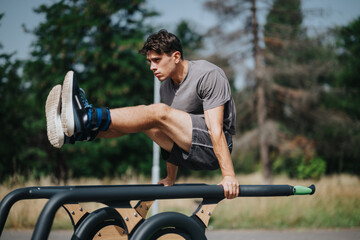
{"left": 146, "top": 50, "right": 180, "bottom": 81}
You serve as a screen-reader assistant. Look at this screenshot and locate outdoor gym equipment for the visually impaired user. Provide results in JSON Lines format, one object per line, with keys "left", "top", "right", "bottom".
{"left": 0, "top": 183, "right": 315, "bottom": 240}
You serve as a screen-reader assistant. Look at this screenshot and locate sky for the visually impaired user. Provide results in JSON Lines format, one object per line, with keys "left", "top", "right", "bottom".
{"left": 0, "top": 0, "right": 359, "bottom": 60}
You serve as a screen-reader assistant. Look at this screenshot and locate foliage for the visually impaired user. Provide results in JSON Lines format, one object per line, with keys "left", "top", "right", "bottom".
{"left": 273, "top": 155, "right": 326, "bottom": 180}
{"left": 0, "top": 50, "right": 48, "bottom": 181}
{"left": 262, "top": 0, "right": 358, "bottom": 177}
{"left": 2, "top": 0, "right": 360, "bottom": 182}
{"left": 1, "top": 13, "right": 46, "bottom": 181}
{"left": 1, "top": 1, "right": 213, "bottom": 183}
{"left": 312, "top": 116, "right": 360, "bottom": 175}
{"left": 0, "top": 0, "right": 159, "bottom": 183}
{"left": 174, "top": 20, "right": 203, "bottom": 58}
{"left": 263, "top": 2, "right": 360, "bottom": 177}
{"left": 328, "top": 16, "right": 360, "bottom": 118}
{"left": 264, "top": 0, "right": 303, "bottom": 52}
{"left": 204, "top": 0, "right": 255, "bottom": 62}
{"left": 207, "top": 0, "right": 360, "bottom": 178}
{"left": 297, "top": 157, "right": 326, "bottom": 180}
{"left": 312, "top": 17, "right": 360, "bottom": 175}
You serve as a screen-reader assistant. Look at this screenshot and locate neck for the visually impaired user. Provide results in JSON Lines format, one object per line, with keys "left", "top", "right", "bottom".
{"left": 171, "top": 59, "right": 188, "bottom": 85}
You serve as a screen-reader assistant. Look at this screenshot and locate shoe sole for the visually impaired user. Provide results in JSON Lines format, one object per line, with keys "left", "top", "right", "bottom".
{"left": 45, "top": 85, "right": 64, "bottom": 148}
{"left": 61, "top": 70, "right": 75, "bottom": 137}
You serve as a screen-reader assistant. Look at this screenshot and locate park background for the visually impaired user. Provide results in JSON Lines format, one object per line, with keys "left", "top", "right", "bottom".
{"left": 0, "top": 0, "right": 360, "bottom": 231}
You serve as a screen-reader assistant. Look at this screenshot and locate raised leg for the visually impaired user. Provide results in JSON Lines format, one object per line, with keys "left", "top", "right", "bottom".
{"left": 98, "top": 103, "right": 192, "bottom": 153}
{"left": 45, "top": 71, "right": 193, "bottom": 152}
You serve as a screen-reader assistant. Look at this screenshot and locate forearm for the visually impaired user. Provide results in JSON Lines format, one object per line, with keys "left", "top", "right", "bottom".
{"left": 204, "top": 105, "right": 238, "bottom": 198}
{"left": 166, "top": 162, "right": 178, "bottom": 180}
{"left": 210, "top": 131, "right": 235, "bottom": 178}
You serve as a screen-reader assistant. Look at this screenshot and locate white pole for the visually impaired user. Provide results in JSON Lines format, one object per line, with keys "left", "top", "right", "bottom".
{"left": 151, "top": 75, "right": 160, "bottom": 215}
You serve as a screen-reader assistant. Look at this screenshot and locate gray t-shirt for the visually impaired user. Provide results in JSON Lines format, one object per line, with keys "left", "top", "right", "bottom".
{"left": 160, "top": 60, "right": 236, "bottom": 135}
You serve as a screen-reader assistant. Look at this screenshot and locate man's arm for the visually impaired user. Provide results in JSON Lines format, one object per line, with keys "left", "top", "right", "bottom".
{"left": 158, "top": 162, "right": 178, "bottom": 186}
{"left": 204, "top": 105, "right": 239, "bottom": 199}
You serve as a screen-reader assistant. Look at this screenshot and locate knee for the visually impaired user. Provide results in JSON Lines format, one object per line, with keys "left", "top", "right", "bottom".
{"left": 148, "top": 103, "right": 171, "bottom": 122}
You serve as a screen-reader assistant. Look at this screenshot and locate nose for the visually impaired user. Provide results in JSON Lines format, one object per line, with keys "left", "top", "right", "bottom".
{"left": 150, "top": 62, "right": 157, "bottom": 71}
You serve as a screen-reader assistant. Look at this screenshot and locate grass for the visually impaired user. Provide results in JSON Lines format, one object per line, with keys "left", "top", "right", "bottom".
{"left": 1, "top": 173, "right": 359, "bottom": 230}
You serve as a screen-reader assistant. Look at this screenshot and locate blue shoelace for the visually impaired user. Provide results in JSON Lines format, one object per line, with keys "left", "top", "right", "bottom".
{"left": 79, "top": 88, "right": 93, "bottom": 109}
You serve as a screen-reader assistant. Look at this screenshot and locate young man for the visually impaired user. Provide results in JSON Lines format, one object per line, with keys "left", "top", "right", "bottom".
{"left": 45, "top": 30, "right": 239, "bottom": 199}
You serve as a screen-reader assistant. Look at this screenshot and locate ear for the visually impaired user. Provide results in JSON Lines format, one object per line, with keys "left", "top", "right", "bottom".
{"left": 173, "top": 51, "right": 182, "bottom": 64}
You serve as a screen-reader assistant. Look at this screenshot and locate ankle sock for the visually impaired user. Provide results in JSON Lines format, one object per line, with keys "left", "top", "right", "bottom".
{"left": 87, "top": 107, "right": 111, "bottom": 132}
{"left": 63, "top": 107, "right": 111, "bottom": 145}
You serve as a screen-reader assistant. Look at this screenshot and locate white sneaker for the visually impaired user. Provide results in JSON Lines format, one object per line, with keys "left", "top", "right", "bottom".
{"left": 61, "top": 70, "right": 95, "bottom": 139}
{"left": 45, "top": 85, "right": 64, "bottom": 148}
{"left": 61, "top": 71, "right": 76, "bottom": 137}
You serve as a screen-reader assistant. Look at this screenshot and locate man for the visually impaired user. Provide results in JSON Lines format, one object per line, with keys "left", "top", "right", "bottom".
{"left": 45, "top": 29, "right": 239, "bottom": 199}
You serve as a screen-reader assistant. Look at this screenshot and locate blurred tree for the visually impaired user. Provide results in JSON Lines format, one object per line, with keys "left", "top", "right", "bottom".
{"left": 22, "top": 0, "right": 158, "bottom": 182}
{"left": 174, "top": 20, "right": 203, "bottom": 58}
{"left": 0, "top": 13, "right": 47, "bottom": 183}
{"left": 264, "top": 2, "right": 360, "bottom": 176}
{"left": 333, "top": 16, "right": 360, "bottom": 118}
{"left": 205, "top": 0, "right": 356, "bottom": 179}
{"left": 315, "top": 16, "right": 360, "bottom": 174}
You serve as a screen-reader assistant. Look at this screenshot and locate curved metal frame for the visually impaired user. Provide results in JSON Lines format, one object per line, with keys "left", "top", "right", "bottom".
{"left": 71, "top": 207, "right": 126, "bottom": 240}
{"left": 0, "top": 183, "right": 315, "bottom": 240}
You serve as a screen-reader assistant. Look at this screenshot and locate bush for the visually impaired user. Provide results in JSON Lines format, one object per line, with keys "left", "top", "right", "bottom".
{"left": 273, "top": 154, "right": 326, "bottom": 180}
{"left": 297, "top": 157, "right": 326, "bottom": 180}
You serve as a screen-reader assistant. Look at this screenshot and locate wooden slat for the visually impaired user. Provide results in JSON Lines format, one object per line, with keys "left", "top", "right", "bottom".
{"left": 116, "top": 208, "right": 143, "bottom": 234}
{"left": 63, "top": 204, "right": 87, "bottom": 226}
{"left": 195, "top": 203, "right": 218, "bottom": 227}
{"left": 157, "top": 233, "right": 186, "bottom": 240}
{"left": 92, "top": 225, "right": 128, "bottom": 240}
{"left": 135, "top": 200, "right": 154, "bottom": 218}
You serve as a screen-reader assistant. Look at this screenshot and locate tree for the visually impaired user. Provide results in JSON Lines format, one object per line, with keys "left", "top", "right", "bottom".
{"left": 334, "top": 16, "right": 360, "bottom": 118}
{"left": 22, "top": 0, "right": 157, "bottom": 182}
{"left": 254, "top": 0, "right": 360, "bottom": 177}
{"left": 315, "top": 16, "right": 360, "bottom": 175}
{"left": 205, "top": 0, "right": 348, "bottom": 180}
{"left": 0, "top": 13, "right": 47, "bottom": 182}
{"left": 174, "top": 20, "right": 203, "bottom": 58}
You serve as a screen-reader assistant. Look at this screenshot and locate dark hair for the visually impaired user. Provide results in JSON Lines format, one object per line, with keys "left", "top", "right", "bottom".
{"left": 139, "top": 29, "right": 183, "bottom": 59}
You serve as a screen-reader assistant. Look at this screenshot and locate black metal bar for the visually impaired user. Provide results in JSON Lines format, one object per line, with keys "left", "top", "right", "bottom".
{"left": 0, "top": 186, "right": 72, "bottom": 236}
{"left": 0, "top": 188, "right": 32, "bottom": 236}
{"left": 0, "top": 184, "right": 207, "bottom": 237}
{"left": 31, "top": 184, "right": 300, "bottom": 240}
{"left": 0, "top": 183, "right": 314, "bottom": 239}
{"left": 240, "top": 185, "right": 294, "bottom": 196}
{"left": 0, "top": 183, "right": 209, "bottom": 236}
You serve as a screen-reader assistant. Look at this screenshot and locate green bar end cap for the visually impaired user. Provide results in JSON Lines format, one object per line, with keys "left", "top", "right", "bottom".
{"left": 294, "top": 184, "right": 316, "bottom": 195}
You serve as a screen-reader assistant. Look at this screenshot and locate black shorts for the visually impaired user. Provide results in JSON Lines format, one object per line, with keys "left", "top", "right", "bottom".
{"left": 161, "top": 114, "right": 233, "bottom": 170}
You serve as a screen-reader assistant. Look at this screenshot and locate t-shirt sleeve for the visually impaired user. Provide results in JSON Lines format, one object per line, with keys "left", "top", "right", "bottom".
{"left": 198, "top": 68, "right": 232, "bottom": 111}
{"left": 160, "top": 82, "right": 166, "bottom": 103}
{"left": 160, "top": 79, "right": 171, "bottom": 106}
